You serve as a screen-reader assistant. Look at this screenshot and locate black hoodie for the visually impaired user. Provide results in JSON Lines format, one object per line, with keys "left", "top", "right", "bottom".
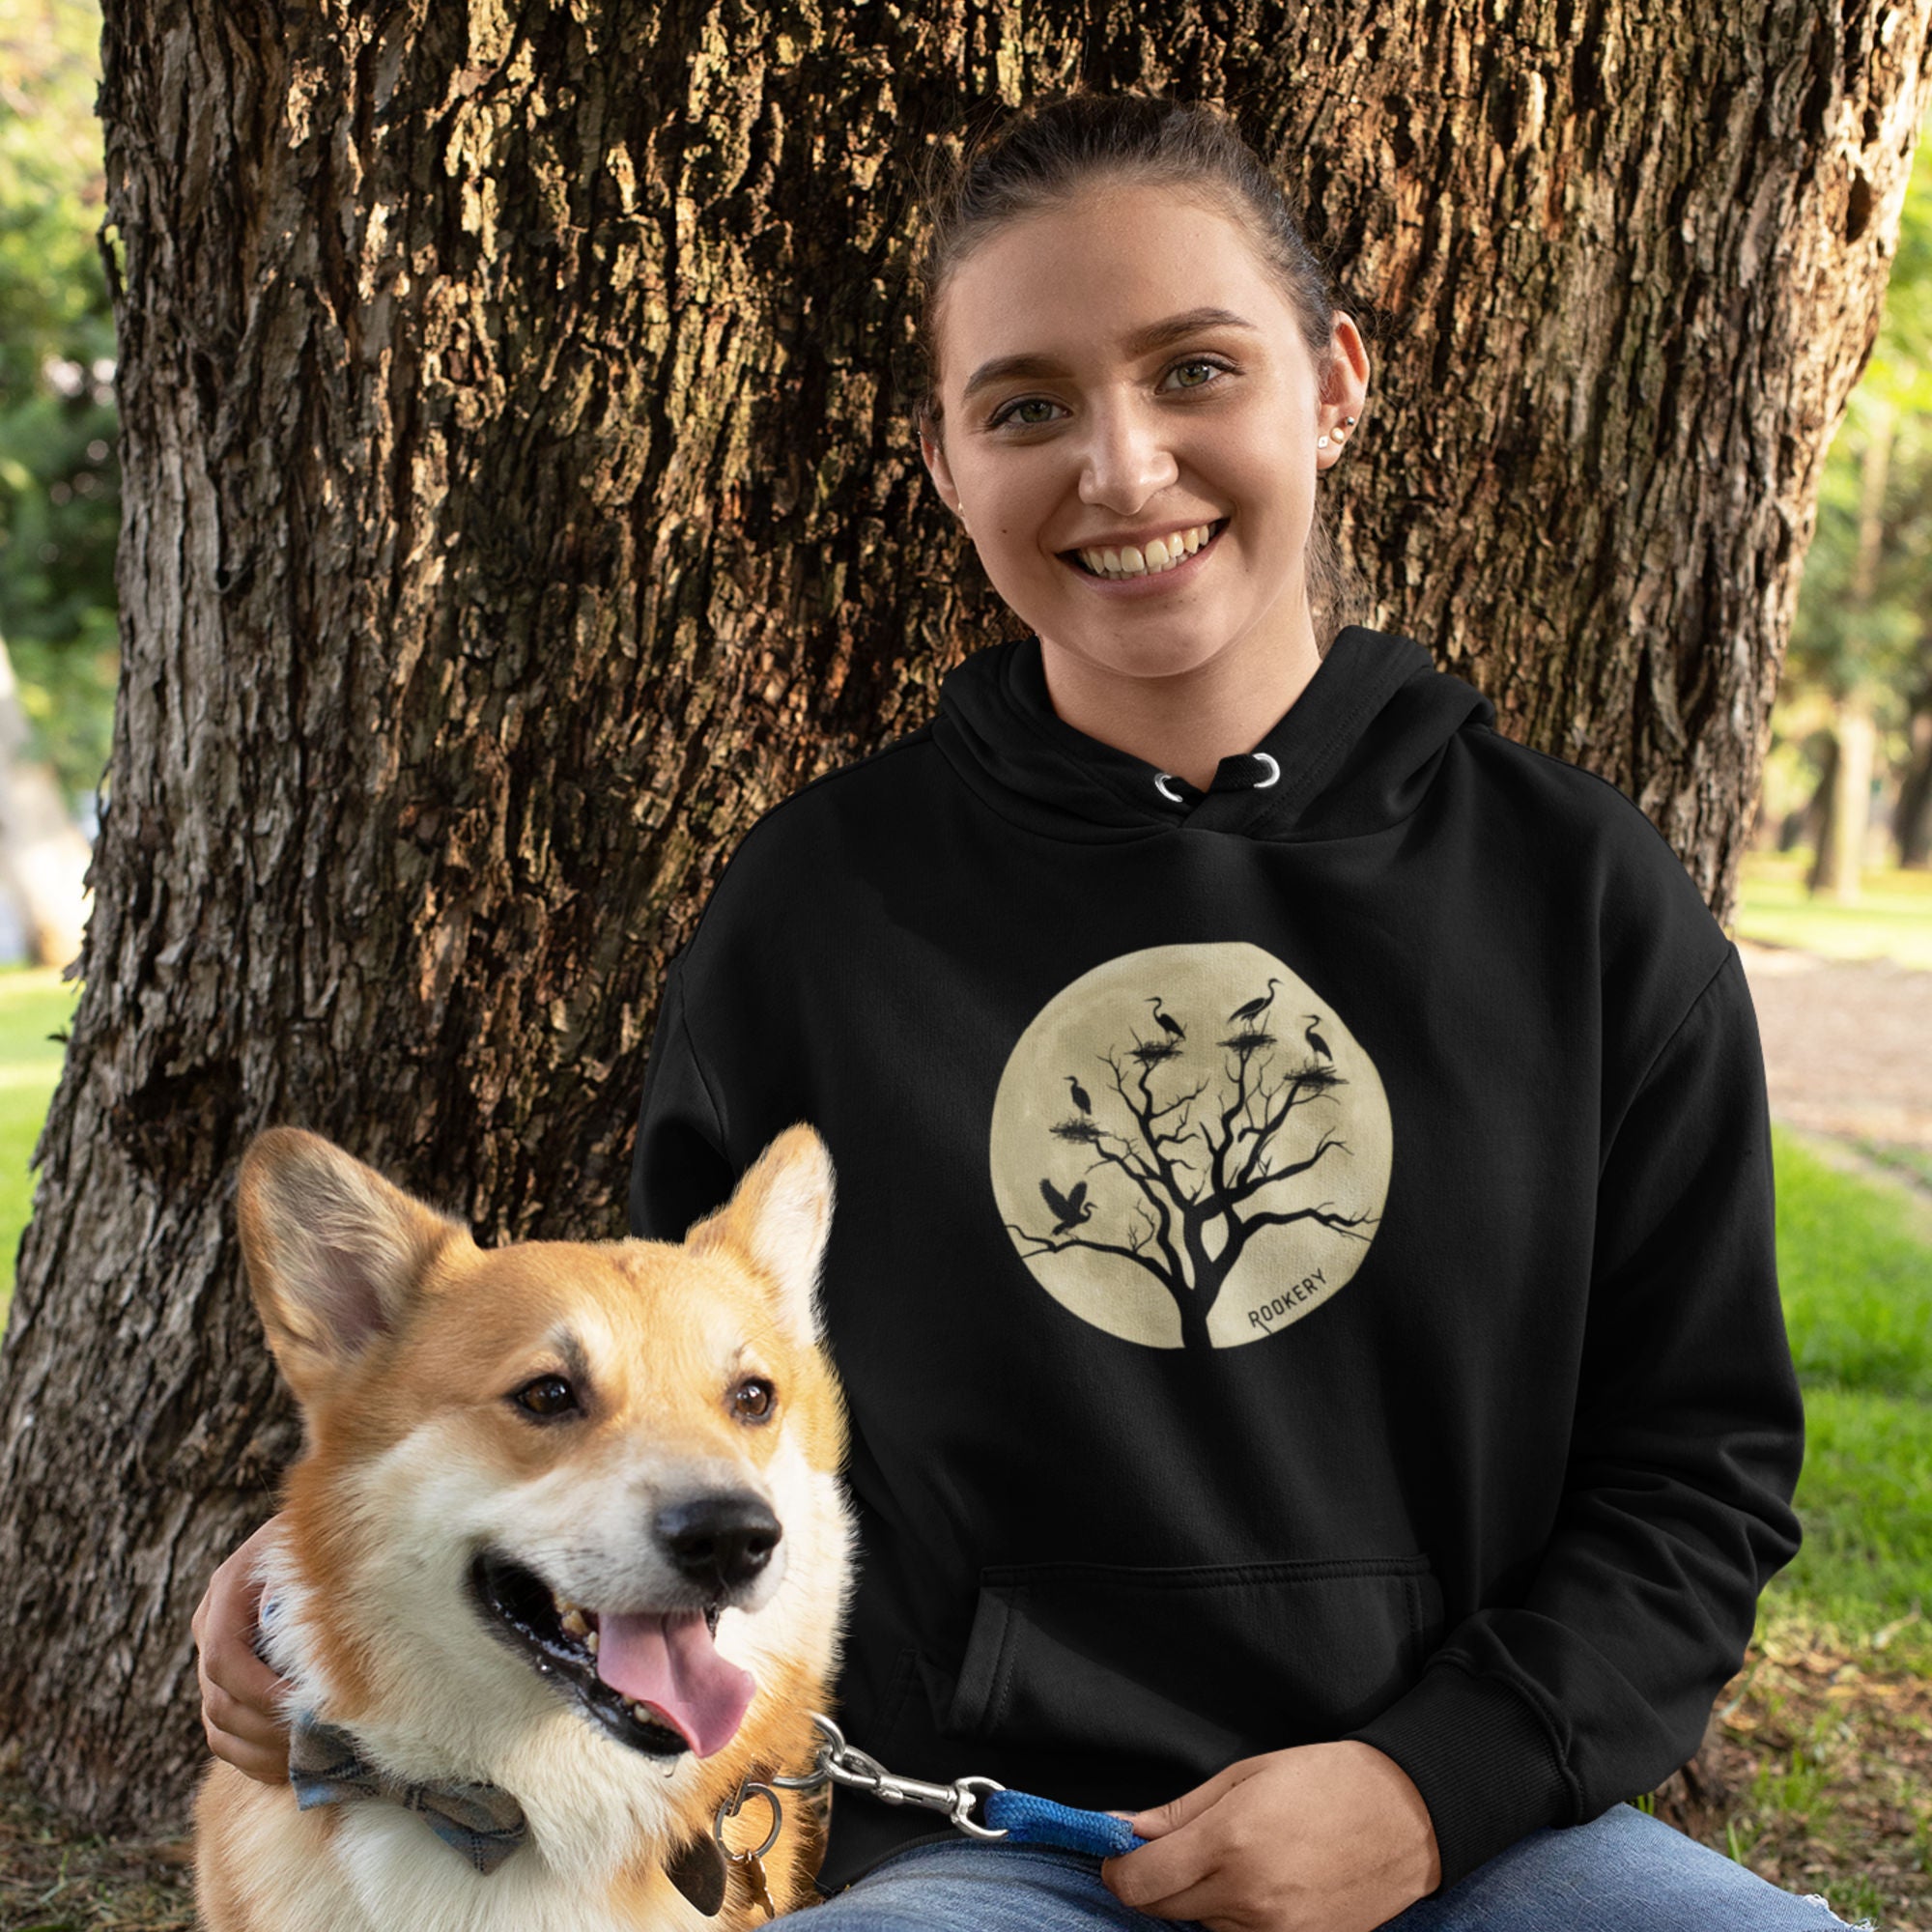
{"left": 629, "top": 625, "right": 1804, "bottom": 1898}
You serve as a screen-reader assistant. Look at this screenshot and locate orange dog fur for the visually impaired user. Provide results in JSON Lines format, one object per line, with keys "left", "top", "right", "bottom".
{"left": 194, "top": 1122, "right": 854, "bottom": 1931}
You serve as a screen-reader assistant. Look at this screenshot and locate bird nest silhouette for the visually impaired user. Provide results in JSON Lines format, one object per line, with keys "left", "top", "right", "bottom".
{"left": 1051, "top": 1117, "right": 1107, "bottom": 1145}
{"left": 1130, "top": 1037, "right": 1183, "bottom": 1067}
{"left": 1218, "top": 1028, "right": 1277, "bottom": 1056}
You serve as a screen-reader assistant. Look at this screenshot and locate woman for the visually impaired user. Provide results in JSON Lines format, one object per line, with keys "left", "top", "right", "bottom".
{"left": 199, "top": 94, "right": 1858, "bottom": 1932}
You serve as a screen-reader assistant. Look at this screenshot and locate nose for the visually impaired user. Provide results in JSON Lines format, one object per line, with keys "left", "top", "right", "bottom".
{"left": 655, "top": 1492, "right": 782, "bottom": 1593}
{"left": 1078, "top": 393, "right": 1179, "bottom": 515}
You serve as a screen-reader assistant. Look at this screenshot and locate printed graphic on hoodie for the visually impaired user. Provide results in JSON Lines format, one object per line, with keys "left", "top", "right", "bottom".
{"left": 989, "top": 941, "right": 1392, "bottom": 1350}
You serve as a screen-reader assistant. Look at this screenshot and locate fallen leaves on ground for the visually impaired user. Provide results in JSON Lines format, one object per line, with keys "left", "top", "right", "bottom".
{"left": 1651, "top": 1619, "right": 1931, "bottom": 1930}
{"left": 0, "top": 1776, "right": 190, "bottom": 1931}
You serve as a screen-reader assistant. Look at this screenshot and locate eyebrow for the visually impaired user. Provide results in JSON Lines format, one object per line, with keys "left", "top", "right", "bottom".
{"left": 959, "top": 306, "right": 1261, "bottom": 403}
{"left": 550, "top": 1326, "right": 593, "bottom": 1392}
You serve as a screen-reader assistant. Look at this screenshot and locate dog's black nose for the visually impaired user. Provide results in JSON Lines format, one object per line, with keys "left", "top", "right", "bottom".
{"left": 656, "top": 1494, "right": 781, "bottom": 1592}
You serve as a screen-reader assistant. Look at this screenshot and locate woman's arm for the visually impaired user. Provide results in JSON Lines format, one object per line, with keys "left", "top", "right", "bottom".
{"left": 1343, "top": 944, "right": 1804, "bottom": 1886}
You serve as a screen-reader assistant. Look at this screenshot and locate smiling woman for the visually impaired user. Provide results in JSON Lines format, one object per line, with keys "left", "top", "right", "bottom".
{"left": 914, "top": 115, "right": 1371, "bottom": 793}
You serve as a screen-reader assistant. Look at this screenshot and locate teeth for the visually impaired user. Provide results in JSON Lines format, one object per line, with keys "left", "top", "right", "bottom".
{"left": 584, "top": 1628, "right": 599, "bottom": 1656}
{"left": 1078, "top": 522, "right": 1216, "bottom": 579}
{"left": 560, "top": 1607, "right": 589, "bottom": 1640}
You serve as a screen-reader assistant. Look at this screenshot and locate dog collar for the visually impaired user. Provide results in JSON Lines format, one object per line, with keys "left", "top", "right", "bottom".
{"left": 287, "top": 1712, "right": 728, "bottom": 1907}
{"left": 288, "top": 1713, "right": 529, "bottom": 1874}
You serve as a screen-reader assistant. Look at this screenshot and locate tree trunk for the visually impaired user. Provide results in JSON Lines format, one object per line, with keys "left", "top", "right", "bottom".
{"left": 0, "top": 636, "right": 91, "bottom": 969}
{"left": 1893, "top": 694, "right": 1932, "bottom": 867}
{"left": 1809, "top": 690, "right": 1879, "bottom": 896}
{"left": 1802, "top": 730, "right": 1841, "bottom": 867}
{"left": 1, "top": 0, "right": 1926, "bottom": 1834}
{"left": 1809, "top": 404, "right": 1893, "bottom": 897}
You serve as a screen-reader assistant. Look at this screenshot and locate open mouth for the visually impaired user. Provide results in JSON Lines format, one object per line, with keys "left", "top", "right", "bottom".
{"left": 469, "top": 1551, "right": 753, "bottom": 1760}
{"left": 1064, "top": 517, "right": 1228, "bottom": 581}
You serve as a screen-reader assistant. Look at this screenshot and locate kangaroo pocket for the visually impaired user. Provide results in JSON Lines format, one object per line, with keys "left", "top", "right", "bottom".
{"left": 944, "top": 1556, "right": 1443, "bottom": 1774}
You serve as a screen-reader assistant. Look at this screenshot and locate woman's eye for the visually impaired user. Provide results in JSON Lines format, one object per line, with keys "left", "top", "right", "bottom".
{"left": 1166, "top": 358, "right": 1223, "bottom": 390}
{"left": 730, "top": 1378, "right": 776, "bottom": 1422}
{"left": 511, "top": 1375, "right": 580, "bottom": 1419}
{"left": 990, "top": 397, "right": 1060, "bottom": 429}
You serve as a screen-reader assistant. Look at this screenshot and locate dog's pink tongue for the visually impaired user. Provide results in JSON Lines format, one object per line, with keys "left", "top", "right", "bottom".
{"left": 595, "top": 1611, "right": 755, "bottom": 1758}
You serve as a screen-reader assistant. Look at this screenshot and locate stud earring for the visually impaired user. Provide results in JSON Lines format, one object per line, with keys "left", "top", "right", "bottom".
{"left": 1317, "top": 435, "right": 1330, "bottom": 447}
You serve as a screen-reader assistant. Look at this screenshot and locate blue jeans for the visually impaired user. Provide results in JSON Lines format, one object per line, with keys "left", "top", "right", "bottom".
{"left": 807, "top": 1805, "right": 1872, "bottom": 1930}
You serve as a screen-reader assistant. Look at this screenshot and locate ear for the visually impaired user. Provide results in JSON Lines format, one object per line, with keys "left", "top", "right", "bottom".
{"left": 237, "top": 1127, "right": 469, "bottom": 1405}
{"left": 684, "top": 1123, "right": 836, "bottom": 1349}
{"left": 1316, "top": 312, "right": 1373, "bottom": 470}
{"left": 919, "top": 418, "right": 963, "bottom": 520}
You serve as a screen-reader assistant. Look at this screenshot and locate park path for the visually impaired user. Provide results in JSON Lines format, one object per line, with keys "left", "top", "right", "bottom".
{"left": 1738, "top": 939, "right": 1932, "bottom": 1151}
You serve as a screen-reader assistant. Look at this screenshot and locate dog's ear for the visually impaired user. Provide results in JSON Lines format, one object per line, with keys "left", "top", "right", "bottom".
{"left": 683, "top": 1123, "right": 835, "bottom": 1349}
{"left": 238, "top": 1127, "right": 469, "bottom": 1402}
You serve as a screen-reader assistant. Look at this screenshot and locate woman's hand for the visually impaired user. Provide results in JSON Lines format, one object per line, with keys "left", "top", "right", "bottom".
{"left": 1100, "top": 1741, "right": 1441, "bottom": 1932}
{"left": 192, "top": 1514, "right": 295, "bottom": 1786}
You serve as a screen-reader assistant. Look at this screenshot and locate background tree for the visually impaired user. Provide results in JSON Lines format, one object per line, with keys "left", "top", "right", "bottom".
{"left": 0, "top": 0, "right": 120, "bottom": 811}
{"left": 1776, "top": 123, "right": 1932, "bottom": 883}
{"left": 0, "top": 0, "right": 1925, "bottom": 1834}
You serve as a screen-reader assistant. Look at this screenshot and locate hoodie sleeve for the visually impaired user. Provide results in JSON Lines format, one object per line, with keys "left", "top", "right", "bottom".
{"left": 1348, "top": 944, "right": 1804, "bottom": 1890}
{"left": 629, "top": 952, "right": 740, "bottom": 1242}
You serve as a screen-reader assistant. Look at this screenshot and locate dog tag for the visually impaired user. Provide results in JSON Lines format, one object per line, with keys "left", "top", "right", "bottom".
{"left": 666, "top": 1834, "right": 727, "bottom": 1917}
{"left": 731, "top": 1848, "right": 778, "bottom": 1921}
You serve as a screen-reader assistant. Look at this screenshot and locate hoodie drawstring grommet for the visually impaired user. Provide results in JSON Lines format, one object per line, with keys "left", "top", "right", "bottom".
{"left": 1153, "top": 752, "right": 1279, "bottom": 806}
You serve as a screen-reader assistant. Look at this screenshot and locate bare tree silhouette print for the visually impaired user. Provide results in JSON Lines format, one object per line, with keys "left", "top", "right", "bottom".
{"left": 1007, "top": 980, "right": 1378, "bottom": 1350}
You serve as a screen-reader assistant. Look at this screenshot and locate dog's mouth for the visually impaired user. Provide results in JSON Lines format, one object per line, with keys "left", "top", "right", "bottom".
{"left": 468, "top": 1551, "right": 754, "bottom": 1760}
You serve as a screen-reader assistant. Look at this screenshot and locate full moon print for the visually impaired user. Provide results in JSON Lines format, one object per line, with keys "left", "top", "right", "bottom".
{"left": 988, "top": 942, "right": 1392, "bottom": 1350}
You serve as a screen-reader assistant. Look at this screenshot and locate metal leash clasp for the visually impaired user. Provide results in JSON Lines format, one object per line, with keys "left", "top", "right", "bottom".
{"left": 793, "top": 1712, "right": 1008, "bottom": 1840}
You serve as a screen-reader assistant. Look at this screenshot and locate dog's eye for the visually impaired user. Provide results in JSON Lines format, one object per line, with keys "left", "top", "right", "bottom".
{"left": 511, "top": 1376, "right": 579, "bottom": 1419}
{"left": 730, "top": 1378, "right": 775, "bottom": 1422}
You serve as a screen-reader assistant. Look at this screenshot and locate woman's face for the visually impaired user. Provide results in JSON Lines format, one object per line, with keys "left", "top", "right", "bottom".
{"left": 921, "top": 176, "right": 1368, "bottom": 687}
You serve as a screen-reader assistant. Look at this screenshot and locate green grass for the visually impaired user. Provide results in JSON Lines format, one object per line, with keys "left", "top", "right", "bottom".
{"left": 1736, "top": 850, "right": 1932, "bottom": 967}
{"left": 0, "top": 965, "right": 82, "bottom": 1332}
{"left": 1762, "top": 1123, "right": 1932, "bottom": 1665}
{"left": 1776, "top": 1125, "right": 1932, "bottom": 1398}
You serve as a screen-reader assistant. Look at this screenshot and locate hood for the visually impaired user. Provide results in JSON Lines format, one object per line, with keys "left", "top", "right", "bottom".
{"left": 929, "top": 626, "right": 1497, "bottom": 843}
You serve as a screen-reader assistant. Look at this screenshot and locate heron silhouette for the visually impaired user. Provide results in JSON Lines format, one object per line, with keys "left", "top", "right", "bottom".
{"left": 1038, "top": 1177, "right": 1094, "bottom": 1236}
{"left": 1065, "top": 1074, "right": 1094, "bottom": 1115}
{"left": 1302, "top": 1014, "right": 1333, "bottom": 1062}
{"left": 1146, "top": 996, "right": 1186, "bottom": 1042}
{"left": 1228, "top": 978, "right": 1283, "bottom": 1028}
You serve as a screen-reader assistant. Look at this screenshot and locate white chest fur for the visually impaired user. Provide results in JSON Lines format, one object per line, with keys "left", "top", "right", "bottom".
{"left": 242, "top": 1799, "right": 715, "bottom": 1932}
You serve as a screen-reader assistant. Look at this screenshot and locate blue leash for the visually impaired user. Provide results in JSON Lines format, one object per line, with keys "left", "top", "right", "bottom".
{"left": 980, "top": 1787, "right": 1148, "bottom": 1857}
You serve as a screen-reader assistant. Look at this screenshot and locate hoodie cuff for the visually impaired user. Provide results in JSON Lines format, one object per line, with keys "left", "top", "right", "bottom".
{"left": 1347, "top": 1661, "right": 1574, "bottom": 1893}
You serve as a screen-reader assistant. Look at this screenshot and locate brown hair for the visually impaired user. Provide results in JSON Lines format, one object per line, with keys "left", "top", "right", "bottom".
{"left": 910, "top": 92, "right": 1371, "bottom": 644}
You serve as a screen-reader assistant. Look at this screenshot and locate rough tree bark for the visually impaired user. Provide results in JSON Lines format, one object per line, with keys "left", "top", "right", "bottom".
{"left": 0, "top": 0, "right": 1924, "bottom": 1833}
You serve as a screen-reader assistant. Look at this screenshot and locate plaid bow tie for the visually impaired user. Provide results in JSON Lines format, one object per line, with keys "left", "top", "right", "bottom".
{"left": 288, "top": 1712, "right": 528, "bottom": 1874}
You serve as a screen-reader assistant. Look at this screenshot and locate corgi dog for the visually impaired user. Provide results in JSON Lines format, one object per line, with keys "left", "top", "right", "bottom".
{"left": 194, "top": 1122, "right": 855, "bottom": 1932}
